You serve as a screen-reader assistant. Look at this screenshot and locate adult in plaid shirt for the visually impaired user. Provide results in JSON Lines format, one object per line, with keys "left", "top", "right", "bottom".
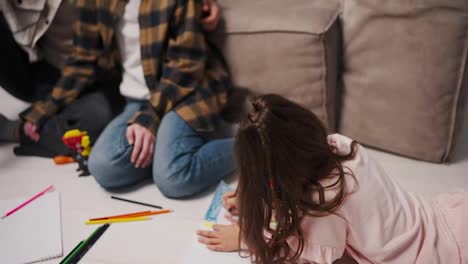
{"left": 21, "top": 0, "right": 234, "bottom": 198}
{"left": 0, "top": 0, "right": 122, "bottom": 157}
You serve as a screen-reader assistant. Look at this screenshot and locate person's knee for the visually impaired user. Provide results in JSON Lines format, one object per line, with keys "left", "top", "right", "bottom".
{"left": 77, "top": 92, "right": 114, "bottom": 132}
{"left": 88, "top": 150, "right": 117, "bottom": 189}
{"left": 87, "top": 92, "right": 113, "bottom": 123}
{"left": 88, "top": 146, "right": 131, "bottom": 189}
{"left": 153, "top": 159, "right": 198, "bottom": 199}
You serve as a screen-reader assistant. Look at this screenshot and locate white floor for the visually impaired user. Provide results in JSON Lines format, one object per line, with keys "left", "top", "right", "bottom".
{"left": 1, "top": 88, "right": 467, "bottom": 264}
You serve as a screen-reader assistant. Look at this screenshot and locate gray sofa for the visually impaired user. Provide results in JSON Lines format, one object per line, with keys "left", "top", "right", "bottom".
{"left": 213, "top": 0, "right": 468, "bottom": 163}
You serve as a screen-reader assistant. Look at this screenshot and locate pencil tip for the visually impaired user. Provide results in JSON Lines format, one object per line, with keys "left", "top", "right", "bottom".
{"left": 1, "top": 215, "right": 6, "bottom": 219}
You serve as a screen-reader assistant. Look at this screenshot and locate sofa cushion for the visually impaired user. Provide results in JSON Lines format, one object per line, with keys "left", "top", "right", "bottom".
{"left": 212, "top": 0, "right": 342, "bottom": 131}
{"left": 339, "top": 0, "right": 468, "bottom": 162}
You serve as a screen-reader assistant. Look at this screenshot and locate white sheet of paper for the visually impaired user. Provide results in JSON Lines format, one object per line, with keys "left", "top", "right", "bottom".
{"left": 0, "top": 192, "right": 63, "bottom": 264}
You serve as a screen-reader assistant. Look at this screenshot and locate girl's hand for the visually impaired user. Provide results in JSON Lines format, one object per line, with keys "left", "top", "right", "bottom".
{"left": 224, "top": 213, "right": 239, "bottom": 224}
{"left": 126, "top": 123, "right": 155, "bottom": 168}
{"left": 196, "top": 224, "right": 240, "bottom": 252}
{"left": 223, "top": 190, "right": 240, "bottom": 216}
{"left": 201, "top": 0, "right": 220, "bottom": 32}
{"left": 23, "top": 121, "right": 40, "bottom": 142}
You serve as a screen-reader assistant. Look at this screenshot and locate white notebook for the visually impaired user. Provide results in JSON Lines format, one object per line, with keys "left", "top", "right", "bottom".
{"left": 0, "top": 192, "right": 63, "bottom": 264}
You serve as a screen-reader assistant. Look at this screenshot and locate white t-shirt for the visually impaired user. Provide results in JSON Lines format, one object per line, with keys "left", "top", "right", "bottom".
{"left": 116, "top": 0, "right": 150, "bottom": 100}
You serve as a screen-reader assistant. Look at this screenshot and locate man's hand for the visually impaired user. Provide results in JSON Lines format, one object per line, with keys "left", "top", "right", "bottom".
{"left": 23, "top": 121, "right": 40, "bottom": 142}
{"left": 201, "top": 0, "right": 220, "bottom": 32}
{"left": 126, "top": 123, "right": 155, "bottom": 168}
{"left": 197, "top": 224, "right": 240, "bottom": 252}
{"left": 223, "top": 190, "right": 240, "bottom": 216}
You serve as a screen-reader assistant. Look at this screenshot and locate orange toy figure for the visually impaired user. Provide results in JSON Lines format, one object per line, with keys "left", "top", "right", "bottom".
{"left": 53, "top": 155, "right": 75, "bottom": 165}
{"left": 62, "top": 129, "right": 92, "bottom": 176}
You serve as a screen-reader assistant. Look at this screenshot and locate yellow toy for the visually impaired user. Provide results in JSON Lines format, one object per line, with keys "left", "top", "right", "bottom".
{"left": 62, "top": 129, "right": 92, "bottom": 176}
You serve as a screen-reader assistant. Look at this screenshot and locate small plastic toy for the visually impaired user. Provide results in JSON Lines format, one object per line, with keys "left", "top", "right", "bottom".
{"left": 53, "top": 155, "right": 75, "bottom": 165}
{"left": 62, "top": 129, "right": 92, "bottom": 176}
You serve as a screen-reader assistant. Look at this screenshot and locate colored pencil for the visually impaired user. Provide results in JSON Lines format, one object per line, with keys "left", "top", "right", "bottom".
{"left": 61, "top": 225, "right": 105, "bottom": 264}
{"left": 59, "top": 241, "right": 83, "bottom": 264}
{"left": 66, "top": 224, "right": 110, "bottom": 264}
{"left": 89, "top": 210, "right": 151, "bottom": 221}
{"left": 89, "top": 209, "right": 172, "bottom": 221}
{"left": 85, "top": 216, "right": 150, "bottom": 225}
{"left": 1, "top": 185, "right": 54, "bottom": 219}
{"left": 110, "top": 196, "right": 162, "bottom": 209}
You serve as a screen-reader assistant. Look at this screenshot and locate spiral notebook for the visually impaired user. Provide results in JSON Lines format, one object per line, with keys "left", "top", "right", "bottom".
{"left": 0, "top": 192, "right": 63, "bottom": 264}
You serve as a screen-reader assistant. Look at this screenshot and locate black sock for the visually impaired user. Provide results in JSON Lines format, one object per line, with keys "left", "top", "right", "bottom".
{"left": 0, "top": 114, "right": 20, "bottom": 142}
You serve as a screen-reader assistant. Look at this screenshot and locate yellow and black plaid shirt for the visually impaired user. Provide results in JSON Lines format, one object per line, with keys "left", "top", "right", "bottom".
{"left": 20, "top": 0, "right": 230, "bottom": 135}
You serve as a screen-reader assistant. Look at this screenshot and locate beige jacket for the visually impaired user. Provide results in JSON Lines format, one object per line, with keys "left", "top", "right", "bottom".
{"left": 0, "top": 0, "right": 76, "bottom": 67}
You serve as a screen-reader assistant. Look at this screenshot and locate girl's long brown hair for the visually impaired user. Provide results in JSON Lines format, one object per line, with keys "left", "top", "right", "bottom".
{"left": 235, "top": 94, "right": 357, "bottom": 264}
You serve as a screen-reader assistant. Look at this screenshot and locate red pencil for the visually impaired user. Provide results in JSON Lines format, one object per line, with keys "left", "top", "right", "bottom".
{"left": 1, "top": 185, "right": 55, "bottom": 219}
{"left": 89, "top": 210, "right": 152, "bottom": 221}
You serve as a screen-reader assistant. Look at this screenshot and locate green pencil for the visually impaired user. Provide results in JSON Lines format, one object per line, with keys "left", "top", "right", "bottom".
{"left": 61, "top": 225, "right": 106, "bottom": 264}
{"left": 59, "top": 241, "right": 83, "bottom": 264}
{"left": 68, "top": 224, "right": 110, "bottom": 264}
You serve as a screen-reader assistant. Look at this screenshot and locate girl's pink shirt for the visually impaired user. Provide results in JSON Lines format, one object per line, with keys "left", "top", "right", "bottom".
{"left": 286, "top": 134, "right": 458, "bottom": 264}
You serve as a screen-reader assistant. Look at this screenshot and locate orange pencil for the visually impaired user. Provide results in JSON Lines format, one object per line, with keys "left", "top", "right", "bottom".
{"left": 90, "top": 211, "right": 151, "bottom": 221}
{"left": 89, "top": 209, "right": 172, "bottom": 221}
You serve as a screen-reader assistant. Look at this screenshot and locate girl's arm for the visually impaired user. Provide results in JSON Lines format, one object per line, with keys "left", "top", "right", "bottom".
{"left": 196, "top": 223, "right": 240, "bottom": 252}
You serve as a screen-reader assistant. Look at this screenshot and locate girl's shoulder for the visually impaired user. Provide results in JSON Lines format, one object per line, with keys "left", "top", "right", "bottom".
{"left": 327, "top": 133, "right": 360, "bottom": 155}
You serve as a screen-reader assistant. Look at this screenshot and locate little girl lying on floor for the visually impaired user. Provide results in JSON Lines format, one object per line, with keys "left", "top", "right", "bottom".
{"left": 197, "top": 94, "right": 467, "bottom": 264}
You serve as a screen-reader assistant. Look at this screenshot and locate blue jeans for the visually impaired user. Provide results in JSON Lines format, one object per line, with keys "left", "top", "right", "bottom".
{"left": 88, "top": 100, "right": 235, "bottom": 198}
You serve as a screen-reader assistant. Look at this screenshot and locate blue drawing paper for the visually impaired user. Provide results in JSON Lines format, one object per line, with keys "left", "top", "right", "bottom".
{"left": 204, "top": 181, "right": 232, "bottom": 223}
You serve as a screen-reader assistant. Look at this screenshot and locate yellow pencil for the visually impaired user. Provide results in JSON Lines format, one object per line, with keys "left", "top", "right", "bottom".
{"left": 85, "top": 216, "right": 150, "bottom": 225}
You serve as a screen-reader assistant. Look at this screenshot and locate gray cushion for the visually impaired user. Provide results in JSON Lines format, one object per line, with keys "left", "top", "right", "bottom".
{"left": 213, "top": 0, "right": 342, "bottom": 131}
{"left": 339, "top": 0, "right": 468, "bottom": 162}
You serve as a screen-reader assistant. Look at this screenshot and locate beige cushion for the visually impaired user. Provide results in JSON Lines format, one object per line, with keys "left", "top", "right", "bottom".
{"left": 339, "top": 0, "right": 468, "bottom": 162}
{"left": 213, "top": 0, "right": 342, "bottom": 131}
